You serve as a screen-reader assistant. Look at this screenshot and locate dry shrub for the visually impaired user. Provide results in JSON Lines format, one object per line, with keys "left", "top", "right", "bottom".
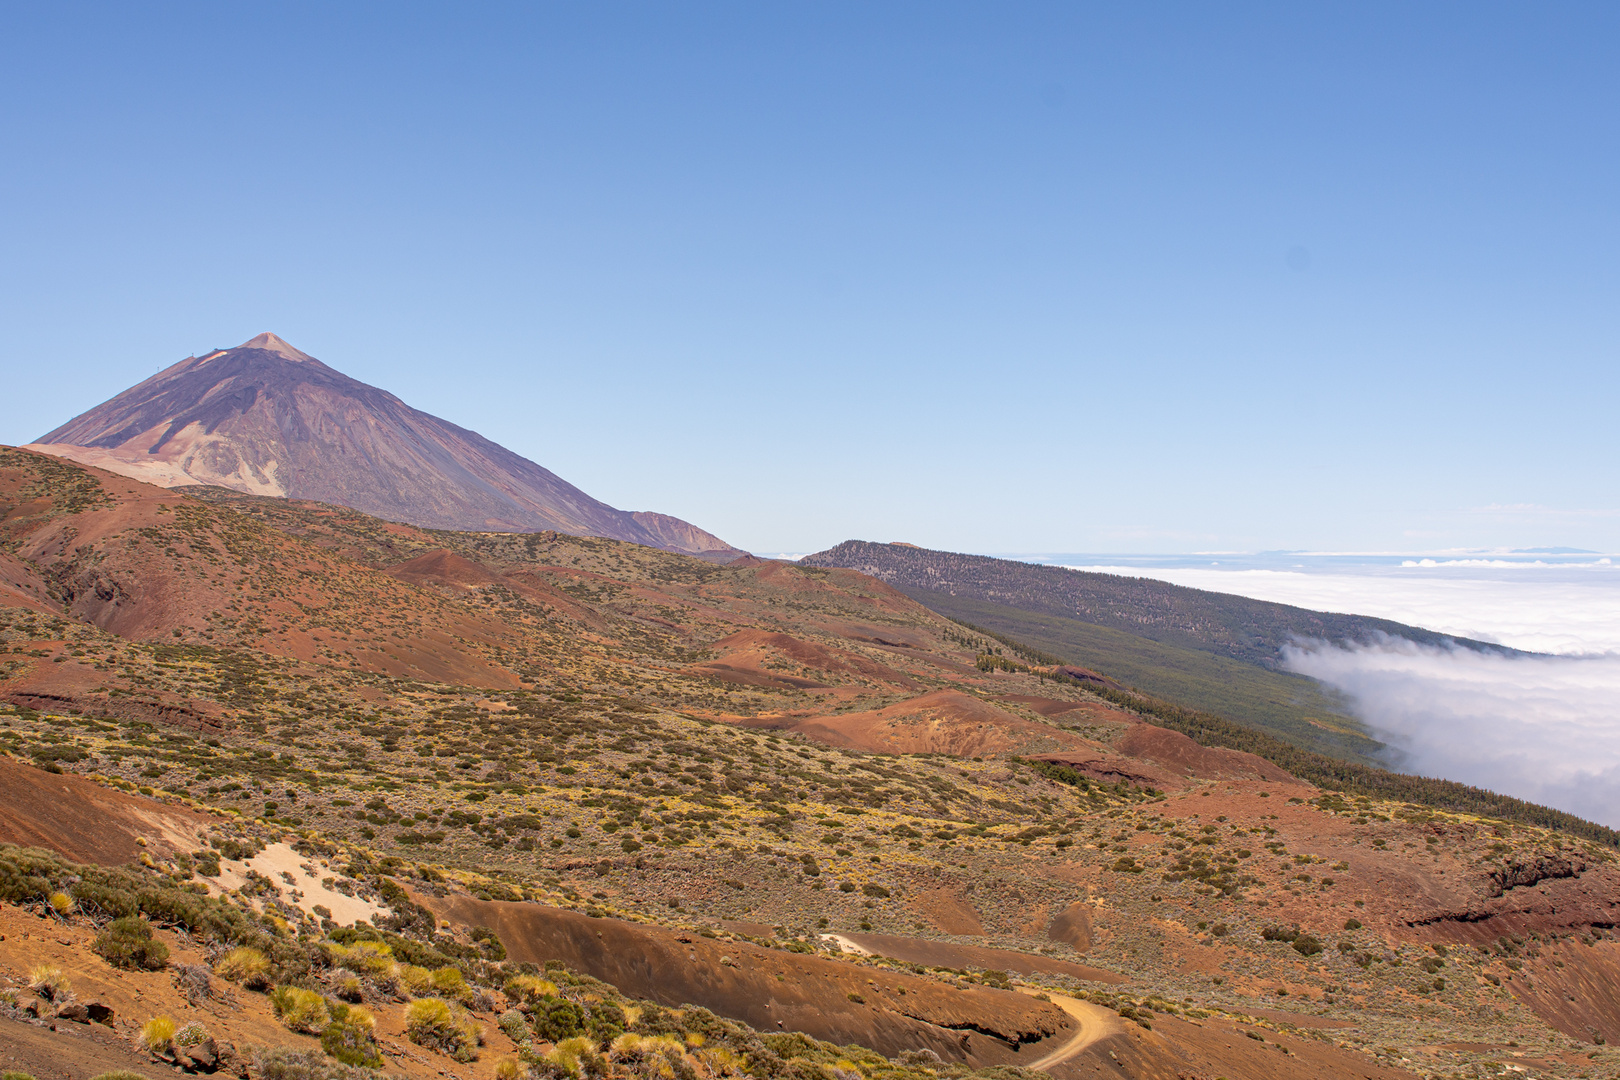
{"left": 173, "top": 963, "right": 219, "bottom": 1005}
{"left": 140, "top": 1015, "right": 177, "bottom": 1052}
{"left": 405, "top": 997, "right": 481, "bottom": 1062}
{"left": 27, "top": 965, "right": 72, "bottom": 1001}
{"left": 173, "top": 1021, "right": 211, "bottom": 1048}
{"left": 606, "top": 1032, "right": 698, "bottom": 1080}
{"left": 429, "top": 966, "right": 470, "bottom": 1000}
{"left": 47, "top": 891, "right": 75, "bottom": 916}
{"left": 215, "top": 946, "right": 271, "bottom": 990}
{"left": 270, "top": 985, "right": 332, "bottom": 1034}
{"left": 504, "top": 974, "right": 559, "bottom": 1002}
{"left": 253, "top": 1046, "right": 375, "bottom": 1080}
{"left": 547, "top": 1036, "right": 606, "bottom": 1079}
{"left": 497, "top": 1008, "right": 531, "bottom": 1044}
{"left": 329, "top": 969, "right": 364, "bottom": 1003}
{"left": 396, "top": 963, "right": 433, "bottom": 996}
{"left": 329, "top": 940, "right": 391, "bottom": 975}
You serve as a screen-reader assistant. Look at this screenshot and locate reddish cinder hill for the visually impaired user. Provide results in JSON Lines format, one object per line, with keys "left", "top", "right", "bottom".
{"left": 27, "top": 332, "right": 743, "bottom": 558}
{"left": 0, "top": 447, "right": 522, "bottom": 688}
{"left": 784, "top": 689, "right": 1089, "bottom": 757}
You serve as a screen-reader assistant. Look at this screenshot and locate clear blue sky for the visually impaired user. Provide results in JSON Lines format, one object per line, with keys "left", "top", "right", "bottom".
{"left": 3, "top": 3, "right": 1617, "bottom": 555}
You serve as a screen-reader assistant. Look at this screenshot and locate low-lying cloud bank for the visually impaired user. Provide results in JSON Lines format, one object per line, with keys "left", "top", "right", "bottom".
{"left": 1069, "top": 559, "right": 1620, "bottom": 655}
{"left": 1282, "top": 637, "right": 1620, "bottom": 828}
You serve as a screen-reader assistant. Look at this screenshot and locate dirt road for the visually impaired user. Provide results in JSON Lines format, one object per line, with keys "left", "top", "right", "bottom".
{"left": 1019, "top": 987, "right": 1125, "bottom": 1070}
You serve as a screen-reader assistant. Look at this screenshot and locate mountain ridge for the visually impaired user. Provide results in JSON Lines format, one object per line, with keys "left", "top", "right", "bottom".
{"left": 801, "top": 539, "right": 1513, "bottom": 666}
{"left": 27, "top": 333, "right": 743, "bottom": 558}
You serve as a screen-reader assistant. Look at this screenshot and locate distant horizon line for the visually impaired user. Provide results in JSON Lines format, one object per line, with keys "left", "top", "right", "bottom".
{"left": 766, "top": 544, "right": 1615, "bottom": 561}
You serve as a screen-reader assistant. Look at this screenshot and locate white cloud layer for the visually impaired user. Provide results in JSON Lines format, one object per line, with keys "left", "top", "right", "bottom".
{"left": 1065, "top": 560, "right": 1620, "bottom": 655}
{"left": 1283, "top": 637, "right": 1620, "bottom": 828}
{"left": 1042, "top": 554, "right": 1620, "bottom": 825}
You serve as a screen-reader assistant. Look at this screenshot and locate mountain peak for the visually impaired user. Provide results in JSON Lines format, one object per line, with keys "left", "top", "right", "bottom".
{"left": 237, "top": 332, "right": 314, "bottom": 362}
{"left": 27, "top": 335, "right": 745, "bottom": 559}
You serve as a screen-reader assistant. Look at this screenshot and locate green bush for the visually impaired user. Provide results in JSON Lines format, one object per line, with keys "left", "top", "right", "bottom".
{"left": 320, "top": 1005, "right": 383, "bottom": 1069}
{"left": 496, "top": 1009, "right": 531, "bottom": 1044}
{"left": 531, "top": 996, "right": 586, "bottom": 1042}
{"left": 469, "top": 926, "right": 506, "bottom": 961}
{"left": 585, "top": 1001, "right": 626, "bottom": 1048}
{"left": 94, "top": 916, "right": 170, "bottom": 971}
{"left": 0, "top": 844, "right": 290, "bottom": 973}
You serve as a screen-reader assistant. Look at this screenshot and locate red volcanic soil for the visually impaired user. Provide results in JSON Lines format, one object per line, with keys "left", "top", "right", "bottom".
{"left": 786, "top": 690, "right": 1089, "bottom": 757}
{"left": 422, "top": 893, "right": 1074, "bottom": 1066}
{"left": 0, "top": 1014, "right": 162, "bottom": 1079}
{"left": 689, "top": 629, "right": 918, "bottom": 692}
{"left": 0, "top": 756, "right": 211, "bottom": 865}
{"left": 0, "top": 552, "right": 54, "bottom": 612}
{"left": 2, "top": 641, "right": 226, "bottom": 734}
{"left": 1045, "top": 901, "right": 1094, "bottom": 951}
{"left": 1063, "top": 1010, "right": 1420, "bottom": 1080}
{"left": 910, "top": 887, "right": 987, "bottom": 936}
{"left": 1506, "top": 938, "right": 1620, "bottom": 1044}
{"left": 0, "top": 451, "right": 523, "bottom": 689}
{"left": 383, "top": 548, "right": 505, "bottom": 589}
{"left": 1029, "top": 721, "right": 1290, "bottom": 793}
{"left": 1114, "top": 723, "right": 1294, "bottom": 784}
{"left": 832, "top": 932, "right": 1124, "bottom": 985}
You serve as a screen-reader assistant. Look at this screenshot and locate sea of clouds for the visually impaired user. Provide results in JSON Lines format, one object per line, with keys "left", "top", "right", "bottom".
{"left": 1282, "top": 637, "right": 1620, "bottom": 827}
{"left": 1054, "top": 554, "right": 1620, "bottom": 827}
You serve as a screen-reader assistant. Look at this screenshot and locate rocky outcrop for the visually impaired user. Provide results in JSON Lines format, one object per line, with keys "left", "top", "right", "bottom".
{"left": 1487, "top": 855, "right": 1584, "bottom": 897}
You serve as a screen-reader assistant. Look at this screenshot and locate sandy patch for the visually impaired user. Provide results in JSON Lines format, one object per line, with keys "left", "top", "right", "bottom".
{"left": 211, "top": 842, "right": 387, "bottom": 926}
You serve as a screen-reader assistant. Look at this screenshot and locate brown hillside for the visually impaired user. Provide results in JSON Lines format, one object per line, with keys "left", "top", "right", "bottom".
{"left": 785, "top": 690, "right": 1090, "bottom": 757}
{"left": 0, "top": 755, "right": 209, "bottom": 865}
{"left": 422, "top": 893, "right": 1074, "bottom": 1065}
{"left": 0, "top": 451, "right": 1613, "bottom": 1079}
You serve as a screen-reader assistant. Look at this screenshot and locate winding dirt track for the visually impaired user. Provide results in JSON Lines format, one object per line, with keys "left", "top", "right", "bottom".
{"left": 1019, "top": 988, "right": 1125, "bottom": 1070}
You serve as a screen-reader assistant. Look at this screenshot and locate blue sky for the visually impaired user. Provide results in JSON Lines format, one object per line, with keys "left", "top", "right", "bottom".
{"left": 2, "top": 3, "right": 1617, "bottom": 555}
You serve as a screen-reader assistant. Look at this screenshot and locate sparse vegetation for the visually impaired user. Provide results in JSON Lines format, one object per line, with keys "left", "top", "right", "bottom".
{"left": 0, "top": 454, "right": 1615, "bottom": 1080}
{"left": 27, "top": 964, "right": 71, "bottom": 1001}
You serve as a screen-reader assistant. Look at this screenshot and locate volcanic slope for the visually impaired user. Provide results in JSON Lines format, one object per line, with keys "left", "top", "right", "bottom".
{"left": 2, "top": 453, "right": 1619, "bottom": 1080}
{"left": 799, "top": 541, "right": 1515, "bottom": 760}
{"left": 801, "top": 541, "right": 1506, "bottom": 667}
{"left": 26, "top": 332, "right": 743, "bottom": 557}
